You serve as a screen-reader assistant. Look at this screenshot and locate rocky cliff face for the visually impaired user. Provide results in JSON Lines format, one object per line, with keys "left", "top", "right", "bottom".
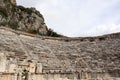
{"left": 0, "top": 0, "right": 49, "bottom": 36}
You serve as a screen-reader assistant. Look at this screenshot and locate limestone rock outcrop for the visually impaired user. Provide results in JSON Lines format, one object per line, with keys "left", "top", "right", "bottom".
{"left": 0, "top": 0, "right": 48, "bottom": 35}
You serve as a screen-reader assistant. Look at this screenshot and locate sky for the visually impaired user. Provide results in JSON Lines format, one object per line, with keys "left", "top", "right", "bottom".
{"left": 16, "top": 0, "right": 120, "bottom": 37}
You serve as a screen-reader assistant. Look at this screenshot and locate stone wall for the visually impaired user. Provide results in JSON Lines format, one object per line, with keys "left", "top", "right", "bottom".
{"left": 0, "top": 71, "right": 119, "bottom": 80}
{"left": 0, "top": 73, "right": 78, "bottom": 80}
{"left": 0, "top": 51, "right": 117, "bottom": 80}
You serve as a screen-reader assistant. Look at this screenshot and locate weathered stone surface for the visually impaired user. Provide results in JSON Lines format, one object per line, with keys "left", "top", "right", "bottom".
{"left": 0, "top": 0, "right": 120, "bottom": 80}
{"left": 0, "top": 27, "right": 119, "bottom": 79}
{"left": 0, "top": 0, "right": 48, "bottom": 36}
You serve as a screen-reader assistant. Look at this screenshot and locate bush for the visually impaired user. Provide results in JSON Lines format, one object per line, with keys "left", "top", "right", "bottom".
{"left": 7, "top": 21, "right": 18, "bottom": 29}
{"left": 47, "top": 28, "right": 63, "bottom": 37}
{"left": 0, "top": 8, "right": 8, "bottom": 17}
{"left": 17, "top": 6, "right": 43, "bottom": 18}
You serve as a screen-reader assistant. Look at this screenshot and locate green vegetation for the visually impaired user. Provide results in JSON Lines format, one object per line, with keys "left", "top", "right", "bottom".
{"left": 47, "top": 28, "right": 63, "bottom": 37}
{"left": 3, "top": 0, "right": 11, "bottom": 3}
{"left": 0, "top": 1, "right": 63, "bottom": 37}
{"left": 4, "top": 0, "right": 15, "bottom": 6}
{"left": 17, "top": 6, "right": 43, "bottom": 19}
{"left": 0, "top": 22, "right": 7, "bottom": 26}
{"left": 0, "top": 8, "right": 8, "bottom": 17}
{"left": 7, "top": 21, "right": 18, "bottom": 29}
{"left": 28, "top": 30, "right": 38, "bottom": 34}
